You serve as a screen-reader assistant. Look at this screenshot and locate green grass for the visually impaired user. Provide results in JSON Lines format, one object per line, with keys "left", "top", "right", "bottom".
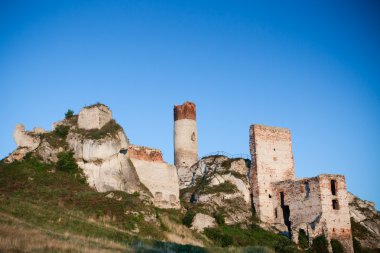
{"left": 0, "top": 153, "right": 311, "bottom": 253}
{"left": 200, "top": 181, "right": 238, "bottom": 195}
{"left": 73, "top": 119, "right": 123, "bottom": 140}
{"left": 203, "top": 224, "right": 299, "bottom": 252}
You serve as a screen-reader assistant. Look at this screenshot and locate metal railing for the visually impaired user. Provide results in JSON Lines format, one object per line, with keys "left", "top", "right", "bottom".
{"left": 201, "top": 151, "right": 250, "bottom": 160}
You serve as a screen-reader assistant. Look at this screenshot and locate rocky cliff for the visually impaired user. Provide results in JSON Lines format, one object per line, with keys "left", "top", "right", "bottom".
{"left": 6, "top": 104, "right": 145, "bottom": 195}
{"left": 181, "top": 155, "right": 252, "bottom": 230}
{"left": 348, "top": 192, "right": 380, "bottom": 249}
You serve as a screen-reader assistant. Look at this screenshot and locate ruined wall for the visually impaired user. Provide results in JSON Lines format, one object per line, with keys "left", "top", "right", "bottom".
{"left": 78, "top": 104, "right": 112, "bottom": 130}
{"left": 174, "top": 102, "right": 198, "bottom": 188}
{"left": 249, "top": 124, "right": 295, "bottom": 223}
{"left": 319, "top": 175, "right": 353, "bottom": 253}
{"left": 128, "top": 145, "right": 163, "bottom": 162}
{"left": 128, "top": 145, "right": 180, "bottom": 209}
{"left": 272, "top": 178, "right": 324, "bottom": 243}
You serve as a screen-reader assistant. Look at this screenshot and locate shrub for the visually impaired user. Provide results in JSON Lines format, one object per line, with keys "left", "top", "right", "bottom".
{"left": 274, "top": 236, "right": 298, "bottom": 253}
{"left": 312, "top": 235, "right": 329, "bottom": 253}
{"left": 204, "top": 227, "right": 233, "bottom": 247}
{"left": 331, "top": 239, "right": 344, "bottom": 253}
{"left": 54, "top": 125, "right": 69, "bottom": 138}
{"left": 298, "top": 229, "right": 309, "bottom": 249}
{"left": 56, "top": 151, "right": 78, "bottom": 172}
{"left": 182, "top": 210, "right": 196, "bottom": 227}
{"left": 213, "top": 211, "right": 225, "bottom": 225}
{"left": 65, "top": 109, "right": 74, "bottom": 119}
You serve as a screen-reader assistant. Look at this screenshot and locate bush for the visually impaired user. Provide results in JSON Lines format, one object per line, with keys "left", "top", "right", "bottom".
{"left": 331, "top": 239, "right": 344, "bottom": 253}
{"left": 56, "top": 151, "right": 78, "bottom": 172}
{"left": 312, "top": 235, "right": 329, "bottom": 253}
{"left": 213, "top": 211, "right": 225, "bottom": 225}
{"left": 204, "top": 227, "right": 233, "bottom": 247}
{"left": 54, "top": 125, "right": 69, "bottom": 138}
{"left": 274, "top": 236, "right": 298, "bottom": 253}
{"left": 298, "top": 229, "right": 309, "bottom": 249}
{"left": 65, "top": 109, "right": 74, "bottom": 119}
{"left": 182, "top": 210, "right": 196, "bottom": 227}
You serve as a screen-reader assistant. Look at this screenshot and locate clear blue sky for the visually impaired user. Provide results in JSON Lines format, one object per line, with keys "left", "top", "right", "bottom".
{"left": 1, "top": 0, "right": 379, "bottom": 207}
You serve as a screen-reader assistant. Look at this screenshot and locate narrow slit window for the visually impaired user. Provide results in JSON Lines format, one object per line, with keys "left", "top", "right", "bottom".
{"left": 305, "top": 182, "right": 310, "bottom": 198}
{"left": 274, "top": 208, "right": 278, "bottom": 218}
{"left": 331, "top": 180, "right": 337, "bottom": 195}
{"left": 332, "top": 199, "right": 339, "bottom": 210}
{"left": 280, "top": 192, "right": 285, "bottom": 207}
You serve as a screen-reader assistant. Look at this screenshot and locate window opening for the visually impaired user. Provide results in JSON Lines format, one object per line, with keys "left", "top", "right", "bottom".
{"left": 332, "top": 199, "right": 339, "bottom": 210}
{"left": 304, "top": 182, "right": 310, "bottom": 198}
{"left": 331, "top": 180, "right": 337, "bottom": 195}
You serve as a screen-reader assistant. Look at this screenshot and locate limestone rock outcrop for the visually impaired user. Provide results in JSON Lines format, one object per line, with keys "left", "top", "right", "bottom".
{"left": 6, "top": 124, "right": 42, "bottom": 163}
{"left": 14, "top": 124, "right": 41, "bottom": 150}
{"left": 191, "top": 213, "right": 216, "bottom": 232}
{"left": 181, "top": 155, "right": 252, "bottom": 225}
{"left": 348, "top": 192, "right": 380, "bottom": 249}
{"left": 4, "top": 103, "right": 180, "bottom": 209}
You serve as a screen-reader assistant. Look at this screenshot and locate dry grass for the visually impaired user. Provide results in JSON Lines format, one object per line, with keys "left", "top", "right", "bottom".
{"left": 160, "top": 215, "right": 208, "bottom": 247}
{"left": 0, "top": 212, "right": 128, "bottom": 253}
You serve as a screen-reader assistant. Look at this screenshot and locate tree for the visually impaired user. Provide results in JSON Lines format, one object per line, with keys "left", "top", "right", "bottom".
{"left": 65, "top": 109, "right": 74, "bottom": 119}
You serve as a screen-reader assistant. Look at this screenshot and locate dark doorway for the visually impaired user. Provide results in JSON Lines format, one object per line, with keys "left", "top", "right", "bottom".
{"left": 280, "top": 192, "right": 292, "bottom": 238}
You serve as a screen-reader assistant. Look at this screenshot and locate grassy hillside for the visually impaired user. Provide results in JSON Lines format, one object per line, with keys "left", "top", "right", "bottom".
{"left": 0, "top": 154, "right": 299, "bottom": 253}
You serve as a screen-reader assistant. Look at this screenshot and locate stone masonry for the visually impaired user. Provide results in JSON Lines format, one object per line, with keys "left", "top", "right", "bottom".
{"left": 128, "top": 145, "right": 180, "bottom": 209}
{"left": 250, "top": 124, "right": 353, "bottom": 252}
{"left": 174, "top": 102, "right": 198, "bottom": 188}
{"left": 78, "top": 104, "right": 112, "bottom": 130}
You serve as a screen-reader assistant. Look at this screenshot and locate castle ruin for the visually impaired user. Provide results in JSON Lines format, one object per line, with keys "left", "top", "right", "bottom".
{"left": 6, "top": 101, "right": 355, "bottom": 252}
{"left": 249, "top": 124, "right": 353, "bottom": 252}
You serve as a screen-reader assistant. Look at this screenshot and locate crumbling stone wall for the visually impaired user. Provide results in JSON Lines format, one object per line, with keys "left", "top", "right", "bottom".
{"left": 128, "top": 145, "right": 180, "bottom": 209}
{"left": 78, "top": 104, "right": 112, "bottom": 130}
{"left": 249, "top": 124, "right": 295, "bottom": 223}
{"left": 319, "top": 175, "right": 353, "bottom": 253}
{"left": 272, "top": 178, "right": 324, "bottom": 243}
{"left": 174, "top": 102, "right": 198, "bottom": 188}
{"left": 128, "top": 145, "right": 163, "bottom": 162}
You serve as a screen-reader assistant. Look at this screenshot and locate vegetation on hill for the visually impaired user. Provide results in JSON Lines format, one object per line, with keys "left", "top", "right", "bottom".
{"left": 0, "top": 153, "right": 299, "bottom": 253}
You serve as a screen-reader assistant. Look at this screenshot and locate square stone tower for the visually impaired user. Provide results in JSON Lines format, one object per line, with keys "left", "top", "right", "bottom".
{"left": 249, "top": 124, "right": 295, "bottom": 223}
{"left": 78, "top": 104, "right": 112, "bottom": 130}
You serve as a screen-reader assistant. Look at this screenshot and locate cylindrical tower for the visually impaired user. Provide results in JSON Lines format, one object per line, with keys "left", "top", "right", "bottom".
{"left": 174, "top": 102, "right": 198, "bottom": 169}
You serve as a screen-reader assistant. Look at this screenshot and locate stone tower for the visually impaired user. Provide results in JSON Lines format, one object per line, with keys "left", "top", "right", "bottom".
{"left": 174, "top": 102, "right": 198, "bottom": 186}
{"left": 249, "top": 124, "right": 295, "bottom": 223}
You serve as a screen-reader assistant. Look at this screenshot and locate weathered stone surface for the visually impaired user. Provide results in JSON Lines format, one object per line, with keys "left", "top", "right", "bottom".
{"left": 33, "top": 127, "right": 46, "bottom": 134}
{"left": 77, "top": 153, "right": 141, "bottom": 193}
{"left": 174, "top": 102, "right": 196, "bottom": 121}
{"left": 174, "top": 102, "right": 198, "bottom": 175}
{"left": 128, "top": 145, "right": 163, "bottom": 162}
{"left": 14, "top": 124, "right": 40, "bottom": 150}
{"left": 250, "top": 124, "right": 295, "bottom": 224}
{"left": 128, "top": 147, "right": 180, "bottom": 209}
{"left": 182, "top": 156, "right": 252, "bottom": 225}
{"left": 36, "top": 141, "right": 64, "bottom": 163}
{"left": 67, "top": 129, "right": 128, "bottom": 162}
{"left": 348, "top": 192, "right": 380, "bottom": 249}
{"left": 5, "top": 124, "right": 42, "bottom": 162}
{"left": 78, "top": 104, "right": 112, "bottom": 130}
{"left": 66, "top": 127, "right": 141, "bottom": 193}
{"left": 191, "top": 213, "right": 216, "bottom": 232}
{"left": 5, "top": 147, "right": 30, "bottom": 163}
